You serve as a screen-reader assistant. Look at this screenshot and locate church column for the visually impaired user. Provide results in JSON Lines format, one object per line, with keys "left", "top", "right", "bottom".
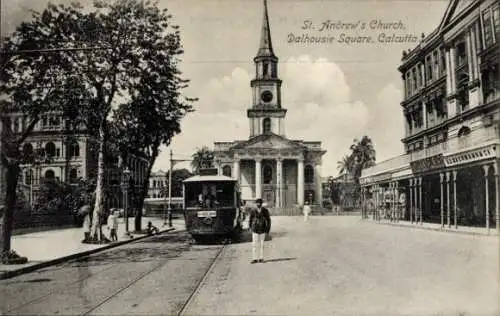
{"left": 483, "top": 165, "right": 490, "bottom": 232}
{"left": 297, "top": 158, "right": 304, "bottom": 206}
{"left": 255, "top": 158, "right": 262, "bottom": 199}
{"left": 315, "top": 163, "right": 322, "bottom": 206}
{"left": 233, "top": 159, "right": 240, "bottom": 182}
{"left": 276, "top": 158, "right": 282, "bottom": 208}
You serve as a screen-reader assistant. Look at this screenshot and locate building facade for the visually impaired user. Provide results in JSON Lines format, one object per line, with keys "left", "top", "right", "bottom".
{"left": 360, "top": 0, "right": 500, "bottom": 232}
{"left": 1, "top": 111, "right": 148, "bottom": 210}
{"left": 147, "top": 170, "right": 167, "bottom": 199}
{"left": 213, "top": 0, "right": 326, "bottom": 208}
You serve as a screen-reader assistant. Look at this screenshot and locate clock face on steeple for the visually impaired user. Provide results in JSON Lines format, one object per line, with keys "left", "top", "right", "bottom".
{"left": 261, "top": 90, "right": 273, "bottom": 103}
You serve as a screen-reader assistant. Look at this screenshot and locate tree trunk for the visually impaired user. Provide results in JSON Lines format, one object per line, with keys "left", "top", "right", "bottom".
{"left": 1, "top": 164, "right": 20, "bottom": 254}
{"left": 91, "top": 120, "right": 106, "bottom": 240}
{"left": 134, "top": 160, "right": 155, "bottom": 232}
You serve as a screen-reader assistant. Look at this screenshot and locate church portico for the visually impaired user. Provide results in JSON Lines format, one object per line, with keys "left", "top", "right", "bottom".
{"left": 215, "top": 146, "right": 323, "bottom": 208}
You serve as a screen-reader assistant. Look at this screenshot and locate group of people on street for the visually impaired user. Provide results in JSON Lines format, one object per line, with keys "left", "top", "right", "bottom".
{"left": 81, "top": 206, "right": 161, "bottom": 243}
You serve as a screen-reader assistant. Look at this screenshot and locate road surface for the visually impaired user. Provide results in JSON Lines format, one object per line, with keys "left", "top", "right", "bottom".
{"left": 0, "top": 217, "right": 498, "bottom": 316}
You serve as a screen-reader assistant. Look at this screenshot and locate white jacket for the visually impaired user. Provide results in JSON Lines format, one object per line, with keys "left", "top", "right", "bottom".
{"left": 107, "top": 214, "right": 118, "bottom": 230}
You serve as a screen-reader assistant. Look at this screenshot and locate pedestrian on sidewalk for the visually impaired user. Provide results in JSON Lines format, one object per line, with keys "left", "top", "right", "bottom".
{"left": 82, "top": 207, "right": 92, "bottom": 243}
{"left": 249, "top": 198, "right": 271, "bottom": 264}
{"left": 107, "top": 209, "right": 118, "bottom": 242}
{"left": 303, "top": 201, "right": 311, "bottom": 222}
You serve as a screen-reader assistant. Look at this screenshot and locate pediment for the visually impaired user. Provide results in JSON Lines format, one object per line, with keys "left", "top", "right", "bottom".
{"left": 439, "top": 0, "right": 475, "bottom": 32}
{"left": 230, "top": 133, "right": 306, "bottom": 150}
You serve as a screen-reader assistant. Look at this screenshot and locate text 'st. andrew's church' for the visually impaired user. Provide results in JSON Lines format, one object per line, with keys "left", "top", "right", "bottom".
{"left": 213, "top": 0, "right": 326, "bottom": 208}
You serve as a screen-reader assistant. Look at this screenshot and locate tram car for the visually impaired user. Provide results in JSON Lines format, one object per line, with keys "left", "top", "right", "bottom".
{"left": 182, "top": 168, "right": 244, "bottom": 242}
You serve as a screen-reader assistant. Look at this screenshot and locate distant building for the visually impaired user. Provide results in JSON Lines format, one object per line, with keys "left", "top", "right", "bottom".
{"left": 213, "top": 0, "right": 326, "bottom": 208}
{"left": 147, "top": 170, "right": 167, "bottom": 199}
{"left": 360, "top": 0, "right": 500, "bottom": 231}
{"left": 0, "top": 111, "right": 148, "bottom": 211}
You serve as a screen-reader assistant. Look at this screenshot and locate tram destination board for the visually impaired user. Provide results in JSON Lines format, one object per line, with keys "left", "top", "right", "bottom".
{"left": 197, "top": 210, "right": 217, "bottom": 217}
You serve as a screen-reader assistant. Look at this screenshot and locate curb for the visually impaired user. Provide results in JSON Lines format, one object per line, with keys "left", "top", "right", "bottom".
{"left": 364, "top": 219, "right": 498, "bottom": 237}
{"left": 0, "top": 227, "right": 176, "bottom": 280}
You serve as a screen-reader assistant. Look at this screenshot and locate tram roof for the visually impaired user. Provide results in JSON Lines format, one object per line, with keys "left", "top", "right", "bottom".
{"left": 183, "top": 175, "right": 237, "bottom": 183}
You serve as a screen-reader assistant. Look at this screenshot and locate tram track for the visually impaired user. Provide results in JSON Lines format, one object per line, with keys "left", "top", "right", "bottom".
{"left": 4, "top": 263, "right": 118, "bottom": 314}
{"left": 177, "top": 238, "right": 229, "bottom": 316}
{"left": 2, "top": 233, "right": 230, "bottom": 316}
{"left": 80, "top": 238, "right": 229, "bottom": 316}
{"left": 3, "top": 230, "right": 183, "bottom": 314}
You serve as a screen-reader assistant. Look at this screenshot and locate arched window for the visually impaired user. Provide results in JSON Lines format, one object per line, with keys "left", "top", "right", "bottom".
{"left": 45, "top": 142, "right": 56, "bottom": 157}
{"left": 45, "top": 169, "right": 55, "bottom": 179}
{"left": 263, "top": 63, "right": 269, "bottom": 77}
{"left": 263, "top": 118, "right": 271, "bottom": 134}
{"left": 70, "top": 141, "right": 80, "bottom": 158}
{"left": 305, "top": 165, "right": 314, "bottom": 184}
{"left": 222, "top": 165, "right": 232, "bottom": 177}
{"left": 22, "top": 143, "right": 34, "bottom": 157}
{"left": 69, "top": 168, "right": 78, "bottom": 183}
{"left": 263, "top": 165, "right": 273, "bottom": 184}
{"left": 458, "top": 126, "right": 471, "bottom": 137}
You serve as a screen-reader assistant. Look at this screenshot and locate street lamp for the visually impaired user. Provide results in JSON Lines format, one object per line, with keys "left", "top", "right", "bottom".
{"left": 121, "top": 168, "right": 131, "bottom": 237}
{"left": 164, "top": 150, "right": 173, "bottom": 227}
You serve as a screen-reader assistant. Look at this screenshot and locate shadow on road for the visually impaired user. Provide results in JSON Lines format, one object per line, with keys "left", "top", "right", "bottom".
{"left": 234, "top": 230, "right": 286, "bottom": 244}
{"left": 66, "top": 231, "right": 192, "bottom": 267}
{"left": 263, "top": 257, "right": 297, "bottom": 263}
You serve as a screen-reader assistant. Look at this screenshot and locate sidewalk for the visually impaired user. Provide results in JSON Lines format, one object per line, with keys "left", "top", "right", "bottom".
{"left": 0, "top": 216, "right": 186, "bottom": 279}
{"left": 364, "top": 217, "right": 499, "bottom": 237}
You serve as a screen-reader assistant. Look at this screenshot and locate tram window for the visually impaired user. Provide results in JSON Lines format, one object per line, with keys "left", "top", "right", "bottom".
{"left": 185, "top": 183, "right": 203, "bottom": 207}
{"left": 213, "top": 183, "right": 235, "bottom": 207}
{"left": 184, "top": 182, "right": 235, "bottom": 208}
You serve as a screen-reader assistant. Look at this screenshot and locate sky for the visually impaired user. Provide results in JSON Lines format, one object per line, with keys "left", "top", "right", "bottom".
{"left": 1, "top": 0, "right": 450, "bottom": 176}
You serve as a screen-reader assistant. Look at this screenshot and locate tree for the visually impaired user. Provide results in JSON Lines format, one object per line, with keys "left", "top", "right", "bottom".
{"left": 0, "top": 3, "right": 91, "bottom": 259}
{"left": 191, "top": 146, "right": 214, "bottom": 174}
{"left": 336, "top": 154, "right": 354, "bottom": 177}
{"left": 349, "top": 136, "right": 376, "bottom": 182}
{"left": 159, "top": 168, "right": 193, "bottom": 197}
{"left": 102, "top": 0, "right": 195, "bottom": 232}
{"left": 48, "top": 0, "right": 193, "bottom": 239}
{"left": 1, "top": 0, "right": 195, "bottom": 248}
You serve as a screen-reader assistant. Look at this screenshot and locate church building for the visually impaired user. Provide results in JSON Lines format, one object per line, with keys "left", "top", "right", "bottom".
{"left": 213, "top": 0, "right": 326, "bottom": 208}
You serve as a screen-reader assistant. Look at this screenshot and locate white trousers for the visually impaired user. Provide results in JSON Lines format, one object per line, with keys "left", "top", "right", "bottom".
{"left": 303, "top": 212, "right": 309, "bottom": 221}
{"left": 252, "top": 233, "right": 265, "bottom": 260}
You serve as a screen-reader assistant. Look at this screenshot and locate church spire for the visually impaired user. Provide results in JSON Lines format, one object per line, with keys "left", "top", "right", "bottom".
{"left": 256, "top": 0, "right": 275, "bottom": 58}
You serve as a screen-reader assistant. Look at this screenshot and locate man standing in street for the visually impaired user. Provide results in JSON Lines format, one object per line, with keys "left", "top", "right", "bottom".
{"left": 249, "top": 198, "right": 271, "bottom": 264}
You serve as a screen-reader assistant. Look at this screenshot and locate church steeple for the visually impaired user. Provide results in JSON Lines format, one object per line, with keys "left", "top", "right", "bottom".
{"left": 256, "top": 0, "right": 275, "bottom": 58}
{"left": 248, "top": 0, "right": 286, "bottom": 138}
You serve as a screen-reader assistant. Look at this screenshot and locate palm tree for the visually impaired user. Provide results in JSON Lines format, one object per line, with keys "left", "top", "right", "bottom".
{"left": 191, "top": 146, "right": 214, "bottom": 174}
{"left": 337, "top": 154, "right": 354, "bottom": 177}
{"left": 349, "top": 136, "right": 376, "bottom": 181}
